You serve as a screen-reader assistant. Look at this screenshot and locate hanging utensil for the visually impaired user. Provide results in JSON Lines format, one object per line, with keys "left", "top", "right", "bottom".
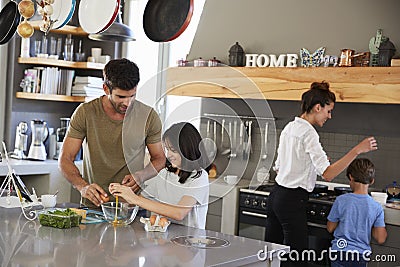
{"left": 229, "top": 120, "right": 237, "bottom": 158}
{"left": 261, "top": 122, "right": 268, "bottom": 160}
{"left": 143, "top": 0, "right": 194, "bottom": 42}
{"left": 221, "top": 120, "right": 231, "bottom": 155}
{"left": 245, "top": 121, "right": 253, "bottom": 158}
{"left": 0, "top": 1, "right": 21, "bottom": 45}
{"left": 204, "top": 120, "right": 216, "bottom": 160}
{"left": 213, "top": 120, "right": 217, "bottom": 155}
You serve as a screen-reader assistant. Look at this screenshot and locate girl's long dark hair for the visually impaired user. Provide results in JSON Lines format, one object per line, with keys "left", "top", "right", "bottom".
{"left": 163, "top": 122, "right": 210, "bottom": 184}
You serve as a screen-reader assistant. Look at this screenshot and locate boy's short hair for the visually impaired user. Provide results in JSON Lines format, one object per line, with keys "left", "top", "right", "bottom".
{"left": 346, "top": 158, "right": 375, "bottom": 184}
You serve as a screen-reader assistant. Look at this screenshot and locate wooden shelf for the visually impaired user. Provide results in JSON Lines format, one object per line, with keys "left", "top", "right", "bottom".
{"left": 18, "top": 57, "right": 104, "bottom": 70}
{"left": 166, "top": 67, "right": 400, "bottom": 104}
{"left": 16, "top": 92, "right": 94, "bottom": 103}
{"left": 29, "top": 20, "right": 88, "bottom": 36}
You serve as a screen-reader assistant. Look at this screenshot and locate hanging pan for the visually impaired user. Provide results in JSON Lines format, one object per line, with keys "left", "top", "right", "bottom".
{"left": 143, "top": 0, "right": 194, "bottom": 42}
{"left": 0, "top": 1, "right": 20, "bottom": 45}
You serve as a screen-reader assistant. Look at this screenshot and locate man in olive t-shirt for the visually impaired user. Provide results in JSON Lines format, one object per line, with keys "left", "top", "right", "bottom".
{"left": 59, "top": 58, "right": 166, "bottom": 207}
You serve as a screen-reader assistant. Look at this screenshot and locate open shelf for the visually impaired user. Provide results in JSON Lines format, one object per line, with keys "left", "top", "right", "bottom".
{"left": 29, "top": 20, "right": 88, "bottom": 36}
{"left": 15, "top": 92, "right": 94, "bottom": 103}
{"left": 166, "top": 67, "right": 400, "bottom": 104}
{"left": 18, "top": 57, "right": 104, "bottom": 70}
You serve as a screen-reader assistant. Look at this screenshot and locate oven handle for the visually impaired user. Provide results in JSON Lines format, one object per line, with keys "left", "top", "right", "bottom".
{"left": 307, "top": 222, "right": 327, "bottom": 229}
{"left": 242, "top": 210, "right": 267, "bottom": 218}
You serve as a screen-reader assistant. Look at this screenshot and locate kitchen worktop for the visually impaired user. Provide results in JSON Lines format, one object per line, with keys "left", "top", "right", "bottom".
{"left": 0, "top": 207, "right": 289, "bottom": 267}
{"left": 0, "top": 159, "right": 83, "bottom": 203}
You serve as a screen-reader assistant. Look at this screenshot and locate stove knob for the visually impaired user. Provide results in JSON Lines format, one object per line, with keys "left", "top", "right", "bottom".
{"left": 320, "top": 210, "right": 326, "bottom": 217}
{"left": 261, "top": 201, "right": 267, "bottom": 208}
{"left": 310, "top": 210, "right": 316, "bottom": 216}
{"left": 244, "top": 199, "right": 250, "bottom": 205}
{"left": 252, "top": 200, "right": 259, "bottom": 207}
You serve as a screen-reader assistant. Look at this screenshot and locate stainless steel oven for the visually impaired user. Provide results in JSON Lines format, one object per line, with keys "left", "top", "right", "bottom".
{"left": 237, "top": 189, "right": 269, "bottom": 241}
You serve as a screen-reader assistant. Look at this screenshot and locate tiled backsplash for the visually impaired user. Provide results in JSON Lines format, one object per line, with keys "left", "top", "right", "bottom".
{"left": 319, "top": 132, "right": 400, "bottom": 189}
{"left": 207, "top": 122, "right": 400, "bottom": 192}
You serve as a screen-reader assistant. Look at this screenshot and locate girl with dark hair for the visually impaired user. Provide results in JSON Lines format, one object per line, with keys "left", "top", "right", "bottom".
{"left": 109, "top": 122, "right": 210, "bottom": 229}
{"left": 265, "top": 81, "right": 378, "bottom": 266}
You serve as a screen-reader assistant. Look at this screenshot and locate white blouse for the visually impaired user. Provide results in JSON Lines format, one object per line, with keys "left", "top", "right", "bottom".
{"left": 274, "top": 117, "right": 330, "bottom": 192}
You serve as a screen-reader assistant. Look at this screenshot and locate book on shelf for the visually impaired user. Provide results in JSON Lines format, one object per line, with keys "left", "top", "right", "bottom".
{"left": 74, "top": 76, "right": 104, "bottom": 87}
{"left": 24, "top": 67, "right": 75, "bottom": 96}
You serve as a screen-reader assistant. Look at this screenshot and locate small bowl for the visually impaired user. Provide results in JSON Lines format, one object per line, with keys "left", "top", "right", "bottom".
{"left": 101, "top": 202, "right": 139, "bottom": 226}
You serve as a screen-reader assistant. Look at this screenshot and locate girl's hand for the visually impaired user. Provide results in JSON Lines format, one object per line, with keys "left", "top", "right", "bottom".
{"left": 109, "top": 183, "right": 138, "bottom": 205}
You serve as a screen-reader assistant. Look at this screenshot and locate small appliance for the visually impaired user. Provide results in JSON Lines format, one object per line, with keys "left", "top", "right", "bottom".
{"left": 54, "top": 117, "right": 70, "bottom": 160}
{"left": 27, "top": 120, "right": 48, "bottom": 161}
{"left": 10, "top": 121, "right": 29, "bottom": 159}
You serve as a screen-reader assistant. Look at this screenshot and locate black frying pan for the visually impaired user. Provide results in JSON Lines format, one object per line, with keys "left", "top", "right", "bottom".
{"left": 0, "top": 1, "right": 20, "bottom": 45}
{"left": 334, "top": 186, "right": 353, "bottom": 195}
{"left": 143, "top": 0, "right": 194, "bottom": 42}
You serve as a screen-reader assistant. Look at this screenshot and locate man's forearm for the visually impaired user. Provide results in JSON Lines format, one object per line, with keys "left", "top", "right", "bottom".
{"left": 59, "top": 159, "right": 88, "bottom": 192}
{"left": 134, "top": 157, "right": 165, "bottom": 183}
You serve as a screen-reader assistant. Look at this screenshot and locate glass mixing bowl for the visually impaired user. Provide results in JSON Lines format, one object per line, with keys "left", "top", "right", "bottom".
{"left": 101, "top": 202, "right": 139, "bottom": 226}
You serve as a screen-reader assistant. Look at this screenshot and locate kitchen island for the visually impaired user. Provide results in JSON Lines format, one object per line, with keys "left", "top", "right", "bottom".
{"left": 0, "top": 207, "right": 289, "bottom": 267}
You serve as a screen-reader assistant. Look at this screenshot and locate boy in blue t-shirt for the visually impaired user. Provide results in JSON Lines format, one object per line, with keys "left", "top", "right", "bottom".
{"left": 327, "top": 158, "right": 387, "bottom": 267}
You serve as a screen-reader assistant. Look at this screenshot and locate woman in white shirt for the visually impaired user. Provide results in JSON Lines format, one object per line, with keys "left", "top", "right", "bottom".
{"left": 109, "top": 122, "right": 210, "bottom": 229}
{"left": 265, "top": 81, "right": 378, "bottom": 267}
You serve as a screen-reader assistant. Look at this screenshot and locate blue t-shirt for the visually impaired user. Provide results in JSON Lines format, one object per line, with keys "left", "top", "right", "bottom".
{"left": 327, "top": 193, "right": 385, "bottom": 253}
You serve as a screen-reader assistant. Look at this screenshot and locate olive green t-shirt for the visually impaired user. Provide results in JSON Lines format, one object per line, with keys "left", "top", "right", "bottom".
{"left": 67, "top": 96, "right": 162, "bottom": 207}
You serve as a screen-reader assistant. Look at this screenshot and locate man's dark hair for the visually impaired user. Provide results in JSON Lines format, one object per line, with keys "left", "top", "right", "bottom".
{"left": 346, "top": 158, "right": 375, "bottom": 184}
{"left": 103, "top": 58, "right": 140, "bottom": 91}
{"left": 301, "top": 81, "right": 336, "bottom": 114}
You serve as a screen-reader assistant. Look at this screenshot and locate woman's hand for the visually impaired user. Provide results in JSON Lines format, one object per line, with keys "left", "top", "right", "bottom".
{"left": 109, "top": 183, "right": 138, "bottom": 205}
{"left": 356, "top": 137, "right": 378, "bottom": 155}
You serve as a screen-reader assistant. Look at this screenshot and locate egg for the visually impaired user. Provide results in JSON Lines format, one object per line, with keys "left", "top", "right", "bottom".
{"left": 149, "top": 215, "right": 157, "bottom": 226}
{"left": 100, "top": 195, "right": 110, "bottom": 203}
{"left": 159, "top": 217, "right": 169, "bottom": 227}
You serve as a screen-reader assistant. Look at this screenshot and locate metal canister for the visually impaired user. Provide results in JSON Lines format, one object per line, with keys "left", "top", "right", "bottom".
{"left": 339, "top": 49, "right": 355, "bottom": 67}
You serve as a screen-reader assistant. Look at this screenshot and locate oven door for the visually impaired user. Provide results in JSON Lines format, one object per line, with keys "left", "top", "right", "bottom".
{"left": 308, "top": 222, "right": 334, "bottom": 266}
{"left": 237, "top": 206, "right": 267, "bottom": 241}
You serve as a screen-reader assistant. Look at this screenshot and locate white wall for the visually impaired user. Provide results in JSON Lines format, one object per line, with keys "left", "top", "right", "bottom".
{"left": 189, "top": 0, "right": 400, "bottom": 64}
{"left": 122, "top": 0, "right": 206, "bottom": 131}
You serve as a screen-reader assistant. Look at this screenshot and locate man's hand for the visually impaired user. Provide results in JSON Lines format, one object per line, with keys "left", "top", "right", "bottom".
{"left": 121, "top": 174, "right": 142, "bottom": 193}
{"left": 80, "top": 183, "right": 108, "bottom": 207}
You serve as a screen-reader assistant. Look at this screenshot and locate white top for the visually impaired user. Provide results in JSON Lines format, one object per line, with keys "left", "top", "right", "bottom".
{"left": 142, "top": 168, "right": 209, "bottom": 229}
{"left": 274, "top": 117, "right": 330, "bottom": 192}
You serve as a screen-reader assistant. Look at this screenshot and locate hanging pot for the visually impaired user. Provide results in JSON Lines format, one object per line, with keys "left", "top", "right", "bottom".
{"left": 143, "top": 0, "right": 194, "bottom": 42}
{"left": 0, "top": 1, "right": 21, "bottom": 45}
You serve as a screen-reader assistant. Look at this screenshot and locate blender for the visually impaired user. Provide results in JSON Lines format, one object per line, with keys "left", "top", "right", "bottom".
{"left": 27, "top": 120, "right": 49, "bottom": 161}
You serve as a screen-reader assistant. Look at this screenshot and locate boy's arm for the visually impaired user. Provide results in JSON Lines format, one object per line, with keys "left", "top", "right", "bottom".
{"left": 372, "top": 227, "right": 387, "bottom": 244}
{"left": 327, "top": 220, "right": 338, "bottom": 233}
